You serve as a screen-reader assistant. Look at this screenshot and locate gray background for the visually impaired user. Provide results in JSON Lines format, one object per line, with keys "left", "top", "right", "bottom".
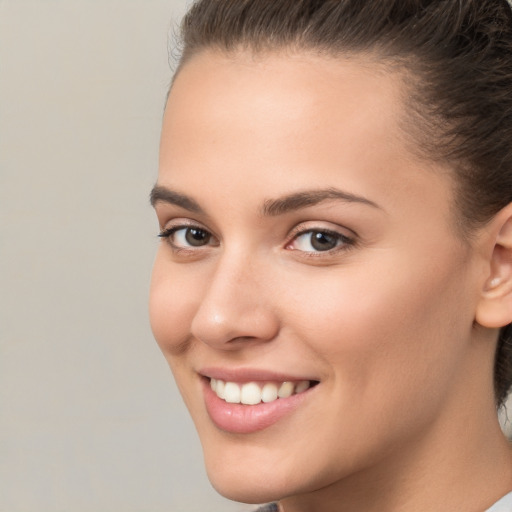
{"left": 1, "top": 1, "right": 510, "bottom": 511}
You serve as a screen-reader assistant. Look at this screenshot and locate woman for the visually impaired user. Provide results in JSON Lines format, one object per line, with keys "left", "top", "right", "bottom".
{"left": 149, "top": 1, "right": 512, "bottom": 510}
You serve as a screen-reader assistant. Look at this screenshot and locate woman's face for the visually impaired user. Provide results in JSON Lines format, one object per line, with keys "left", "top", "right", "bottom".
{"left": 150, "top": 51, "right": 487, "bottom": 503}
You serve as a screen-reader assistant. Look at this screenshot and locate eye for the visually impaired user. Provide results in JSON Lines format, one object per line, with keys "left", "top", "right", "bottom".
{"left": 159, "top": 225, "right": 216, "bottom": 249}
{"left": 288, "top": 229, "right": 353, "bottom": 253}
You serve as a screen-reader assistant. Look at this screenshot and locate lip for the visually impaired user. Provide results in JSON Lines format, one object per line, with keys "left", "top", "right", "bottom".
{"left": 200, "top": 368, "right": 319, "bottom": 434}
{"left": 200, "top": 366, "right": 319, "bottom": 383}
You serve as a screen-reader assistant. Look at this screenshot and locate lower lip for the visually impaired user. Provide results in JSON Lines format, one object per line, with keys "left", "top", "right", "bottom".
{"left": 202, "top": 379, "right": 314, "bottom": 434}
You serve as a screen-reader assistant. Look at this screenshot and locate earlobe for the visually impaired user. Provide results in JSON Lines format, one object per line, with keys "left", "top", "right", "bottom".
{"left": 475, "top": 203, "right": 512, "bottom": 329}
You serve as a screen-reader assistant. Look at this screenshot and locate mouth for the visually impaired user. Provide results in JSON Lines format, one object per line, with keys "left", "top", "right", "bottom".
{"left": 200, "top": 372, "right": 319, "bottom": 434}
{"left": 209, "top": 378, "right": 318, "bottom": 405}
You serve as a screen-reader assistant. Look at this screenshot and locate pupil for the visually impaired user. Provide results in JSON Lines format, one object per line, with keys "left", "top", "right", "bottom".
{"left": 311, "top": 232, "right": 337, "bottom": 251}
{"left": 186, "top": 228, "right": 210, "bottom": 246}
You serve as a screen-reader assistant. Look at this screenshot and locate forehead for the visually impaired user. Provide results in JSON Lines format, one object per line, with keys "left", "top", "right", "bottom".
{"left": 159, "top": 50, "right": 455, "bottom": 228}
{"left": 164, "top": 50, "right": 405, "bottom": 161}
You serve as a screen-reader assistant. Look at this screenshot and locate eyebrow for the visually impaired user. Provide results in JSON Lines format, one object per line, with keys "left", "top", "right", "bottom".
{"left": 261, "top": 187, "right": 381, "bottom": 216}
{"left": 150, "top": 185, "right": 205, "bottom": 214}
{"left": 149, "top": 185, "right": 381, "bottom": 216}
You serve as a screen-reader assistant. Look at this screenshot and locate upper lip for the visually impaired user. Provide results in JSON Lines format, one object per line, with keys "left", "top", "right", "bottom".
{"left": 199, "top": 367, "right": 319, "bottom": 383}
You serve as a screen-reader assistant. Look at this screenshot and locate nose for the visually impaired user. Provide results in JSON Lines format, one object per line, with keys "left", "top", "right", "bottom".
{"left": 190, "top": 252, "right": 280, "bottom": 349}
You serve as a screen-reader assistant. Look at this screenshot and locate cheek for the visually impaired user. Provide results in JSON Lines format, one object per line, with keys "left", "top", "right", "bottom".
{"left": 149, "top": 251, "right": 200, "bottom": 355}
{"left": 149, "top": 253, "right": 209, "bottom": 414}
{"left": 283, "top": 247, "right": 475, "bottom": 409}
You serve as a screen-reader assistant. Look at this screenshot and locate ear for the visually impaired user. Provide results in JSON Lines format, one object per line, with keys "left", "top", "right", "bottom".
{"left": 475, "top": 203, "right": 512, "bottom": 329}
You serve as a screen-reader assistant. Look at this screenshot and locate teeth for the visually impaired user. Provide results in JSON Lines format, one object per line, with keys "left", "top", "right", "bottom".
{"left": 240, "top": 382, "right": 261, "bottom": 405}
{"left": 216, "top": 379, "right": 226, "bottom": 400}
{"left": 209, "top": 379, "right": 313, "bottom": 405}
{"left": 261, "top": 383, "right": 278, "bottom": 403}
{"left": 224, "top": 382, "right": 241, "bottom": 403}
{"left": 295, "top": 380, "right": 310, "bottom": 393}
{"left": 278, "top": 381, "right": 294, "bottom": 398}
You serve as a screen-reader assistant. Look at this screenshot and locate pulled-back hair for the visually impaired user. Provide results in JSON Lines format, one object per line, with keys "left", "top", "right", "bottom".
{"left": 174, "top": 0, "right": 512, "bottom": 407}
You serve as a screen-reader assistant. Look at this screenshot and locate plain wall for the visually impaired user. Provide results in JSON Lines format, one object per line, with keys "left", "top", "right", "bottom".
{"left": 1, "top": 1, "right": 511, "bottom": 512}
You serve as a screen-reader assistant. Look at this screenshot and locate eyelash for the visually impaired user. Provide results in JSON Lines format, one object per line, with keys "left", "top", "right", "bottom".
{"left": 158, "top": 223, "right": 356, "bottom": 256}
{"left": 286, "top": 227, "right": 355, "bottom": 256}
{"left": 158, "top": 224, "right": 217, "bottom": 252}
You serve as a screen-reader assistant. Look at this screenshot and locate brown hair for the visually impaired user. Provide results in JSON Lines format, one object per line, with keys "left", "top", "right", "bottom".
{"left": 174, "top": 0, "right": 512, "bottom": 407}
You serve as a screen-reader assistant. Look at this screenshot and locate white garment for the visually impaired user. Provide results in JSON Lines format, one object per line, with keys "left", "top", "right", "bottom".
{"left": 486, "top": 492, "right": 512, "bottom": 512}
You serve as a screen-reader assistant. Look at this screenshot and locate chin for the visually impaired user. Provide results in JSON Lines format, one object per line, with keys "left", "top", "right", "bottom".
{"left": 208, "top": 470, "right": 281, "bottom": 504}
{"left": 207, "top": 463, "right": 290, "bottom": 504}
{"left": 201, "top": 436, "right": 334, "bottom": 505}
{"left": 201, "top": 441, "right": 295, "bottom": 504}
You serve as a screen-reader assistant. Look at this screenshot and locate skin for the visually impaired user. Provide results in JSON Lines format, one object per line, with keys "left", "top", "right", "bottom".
{"left": 150, "top": 50, "right": 512, "bottom": 512}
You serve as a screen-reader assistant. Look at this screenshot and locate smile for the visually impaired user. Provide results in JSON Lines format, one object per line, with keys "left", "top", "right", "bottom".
{"left": 202, "top": 368, "right": 320, "bottom": 434}
{"left": 210, "top": 378, "right": 313, "bottom": 405}
{"left": 203, "top": 375, "right": 319, "bottom": 434}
